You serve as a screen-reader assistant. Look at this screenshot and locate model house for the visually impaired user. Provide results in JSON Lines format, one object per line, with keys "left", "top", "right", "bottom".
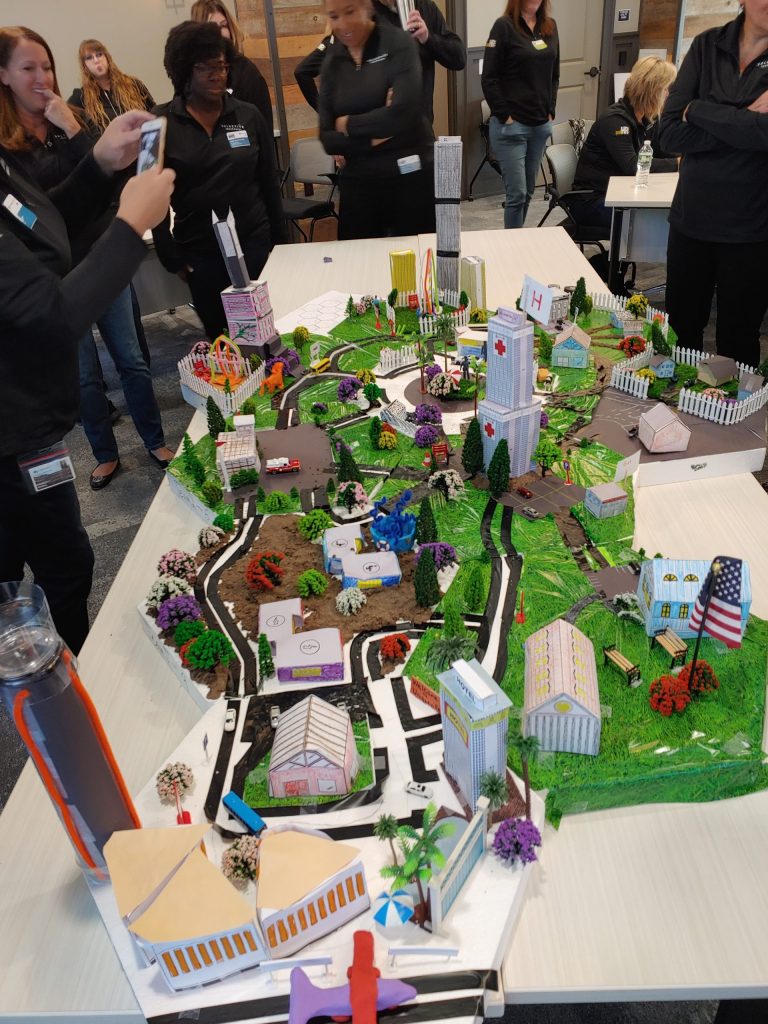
{"left": 547, "top": 286, "right": 570, "bottom": 325}
{"left": 523, "top": 619, "right": 601, "bottom": 756}
{"left": 636, "top": 558, "right": 752, "bottom": 638}
{"left": 638, "top": 403, "right": 691, "bottom": 453}
{"left": 322, "top": 524, "right": 364, "bottom": 576}
{"left": 584, "top": 482, "right": 628, "bottom": 519}
{"left": 552, "top": 322, "right": 592, "bottom": 369}
{"left": 434, "top": 137, "right": 463, "bottom": 294}
{"left": 216, "top": 414, "right": 260, "bottom": 490}
{"left": 478, "top": 306, "right": 541, "bottom": 478}
{"left": 257, "top": 827, "right": 370, "bottom": 958}
{"left": 390, "top": 249, "right": 417, "bottom": 304}
{"left": 104, "top": 825, "right": 268, "bottom": 992}
{"left": 340, "top": 551, "right": 402, "bottom": 590}
{"left": 259, "top": 597, "right": 304, "bottom": 652}
{"left": 738, "top": 372, "right": 764, "bottom": 401}
{"left": 460, "top": 256, "right": 487, "bottom": 311}
{"left": 610, "top": 309, "right": 645, "bottom": 336}
{"left": 698, "top": 355, "right": 739, "bottom": 387}
{"left": 649, "top": 354, "right": 675, "bottom": 378}
{"left": 274, "top": 627, "right": 345, "bottom": 683}
{"left": 438, "top": 658, "right": 512, "bottom": 809}
{"left": 268, "top": 694, "right": 360, "bottom": 798}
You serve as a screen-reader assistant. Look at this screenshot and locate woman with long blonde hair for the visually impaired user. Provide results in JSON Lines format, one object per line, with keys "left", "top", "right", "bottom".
{"left": 69, "top": 39, "right": 153, "bottom": 129}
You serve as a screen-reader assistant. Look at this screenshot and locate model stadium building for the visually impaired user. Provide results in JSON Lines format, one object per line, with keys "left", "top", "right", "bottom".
{"left": 434, "top": 136, "right": 462, "bottom": 295}
{"left": 478, "top": 306, "right": 541, "bottom": 477}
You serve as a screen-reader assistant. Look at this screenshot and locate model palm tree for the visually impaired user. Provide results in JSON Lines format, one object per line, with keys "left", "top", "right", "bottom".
{"left": 469, "top": 356, "right": 486, "bottom": 417}
{"left": 417, "top": 340, "right": 432, "bottom": 394}
{"left": 380, "top": 803, "right": 455, "bottom": 924}
{"left": 426, "top": 634, "right": 477, "bottom": 674}
{"left": 479, "top": 769, "right": 508, "bottom": 814}
{"left": 433, "top": 312, "right": 455, "bottom": 372}
{"left": 509, "top": 732, "right": 540, "bottom": 820}
{"left": 374, "top": 813, "right": 400, "bottom": 866}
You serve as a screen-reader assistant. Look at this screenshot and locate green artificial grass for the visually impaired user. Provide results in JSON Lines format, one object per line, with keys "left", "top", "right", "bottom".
{"left": 297, "top": 378, "right": 360, "bottom": 424}
{"left": 572, "top": 479, "right": 635, "bottom": 549}
{"left": 554, "top": 363, "right": 598, "bottom": 394}
{"left": 556, "top": 441, "right": 623, "bottom": 486}
{"left": 167, "top": 434, "right": 230, "bottom": 519}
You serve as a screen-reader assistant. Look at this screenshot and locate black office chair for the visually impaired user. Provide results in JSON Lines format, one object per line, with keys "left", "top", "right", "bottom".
{"left": 468, "top": 100, "right": 502, "bottom": 201}
{"left": 281, "top": 138, "right": 339, "bottom": 242}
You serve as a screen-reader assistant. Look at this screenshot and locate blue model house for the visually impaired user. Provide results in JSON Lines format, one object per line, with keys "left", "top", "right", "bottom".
{"left": 636, "top": 558, "right": 752, "bottom": 638}
{"left": 340, "top": 551, "right": 402, "bottom": 590}
{"left": 552, "top": 323, "right": 591, "bottom": 369}
{"left": 650, "top": 354, "right": 675, "bottom": 379}
{"left": 322, "top": 524, "right": 364, "bottom": 576}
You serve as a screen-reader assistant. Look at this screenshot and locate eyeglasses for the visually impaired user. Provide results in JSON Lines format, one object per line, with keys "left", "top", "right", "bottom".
{"left": 193, "top": 62, "right": 230, "bottom": 78}
{"left": 84, "top": 51, "right": 105, "bottom": 62}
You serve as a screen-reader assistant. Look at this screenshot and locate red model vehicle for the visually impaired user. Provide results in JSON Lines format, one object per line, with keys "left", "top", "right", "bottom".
{"left": 516, "top": 486, "right": 533, "bottom": 499}
{"left": 266, "top": 457, "right": 300, "bottom": 475}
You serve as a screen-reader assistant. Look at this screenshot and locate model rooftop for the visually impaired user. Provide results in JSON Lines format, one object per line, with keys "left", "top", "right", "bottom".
{"left": 270, "top": 694, "right": 353, "bottom": 771}
{"left": 439, "top": 658, "right": 512, "bottom": 714}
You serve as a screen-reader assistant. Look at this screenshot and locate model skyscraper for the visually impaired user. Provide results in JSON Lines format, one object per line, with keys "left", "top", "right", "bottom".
{"left": 460, "top": 256, "right": 486, "bottom": 311}
{"left": 389, "top": 249, "right": 417, "bottom": 303}
{"left": 478, "top": 306, "right": 541, "bottom": 478}
{"left": 434, "top": 136, "right": 462, "bottom": 295}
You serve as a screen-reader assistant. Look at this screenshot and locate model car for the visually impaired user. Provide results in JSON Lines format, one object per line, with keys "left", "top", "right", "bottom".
{"left": 405, "top": 781, "right": 433, "bottom": 799}
{"left": 627, "top": 425, "right": 639, "bottom": 439}
{"left": 224, "top": 707, "right": 237, "bottom": 732}
{"left": 269, "top": 705, "right": 281, "bottom": 728}
{"left": 521, "top": 506, "right": 541, "bottom": 520}
{"left": 266, "top": 457, "right": 300, "bottom": 474}
{"left": 628, "top": 561, "right": 642, "bottom": 575}
{"left": 515, "top": 486, "right": 533, "bottom": 499}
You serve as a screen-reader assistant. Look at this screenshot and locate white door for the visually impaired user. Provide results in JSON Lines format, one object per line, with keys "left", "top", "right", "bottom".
{"left": 550, "top": 0, "right": 605, "bottom": 122}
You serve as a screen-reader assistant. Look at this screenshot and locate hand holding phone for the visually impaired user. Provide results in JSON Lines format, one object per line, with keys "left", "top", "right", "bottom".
{"left": 137, "top": 116, "right": 167, "bottom": 174}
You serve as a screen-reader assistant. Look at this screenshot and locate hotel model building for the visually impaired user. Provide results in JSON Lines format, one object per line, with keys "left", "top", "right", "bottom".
{"left": 477, "top": 306, "right": 541, "bottom": 477}
{"left": 434, "top": 136, "right": 463, "bottom": 295}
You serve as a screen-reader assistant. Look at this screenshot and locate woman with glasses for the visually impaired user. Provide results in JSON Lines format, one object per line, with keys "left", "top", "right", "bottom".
{"left": 190, "top": 0, "right": 273, "bottom": 132}
{"left": 153, "top": 20, "right": 283, "bottom": 339}
{"left": 69, "top": 39, "right": 154, "bottom": 130}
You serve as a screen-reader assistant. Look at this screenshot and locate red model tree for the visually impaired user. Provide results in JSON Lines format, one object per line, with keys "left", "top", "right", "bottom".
{"left": 678, "top": 659, "right": 719, "bottom": 696}
{"left": 618, "top": 336, "right": 646, "bottom": 357}
{"left": 380, "top": 633, "right": 411, "bottom": 664}
{"left": 649, "top": 675, "right": 691, "bottom": 716}
{"left": 245, "top": 550, "right": 285, "bottom": 592}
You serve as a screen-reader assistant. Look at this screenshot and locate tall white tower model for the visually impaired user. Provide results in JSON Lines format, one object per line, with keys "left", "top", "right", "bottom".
{"left": 478, "top": 306, "right": 541, "bottom": 478}
{"left": 434, "top": 136, "right": 463, "bottom": 295}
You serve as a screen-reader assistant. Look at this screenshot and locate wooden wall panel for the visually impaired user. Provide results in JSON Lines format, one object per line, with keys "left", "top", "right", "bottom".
{"left": 639, "top": 0, "right": 678, "bottom": 58}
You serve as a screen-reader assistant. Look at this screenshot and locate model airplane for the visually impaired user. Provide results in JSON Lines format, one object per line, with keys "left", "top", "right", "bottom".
{"left": 288, "top": 930, "right": 417, "bottom": 1024}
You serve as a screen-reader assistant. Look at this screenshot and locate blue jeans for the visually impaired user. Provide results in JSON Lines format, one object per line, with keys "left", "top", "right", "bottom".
{"left": 489, "top": 117, "right": 552, "bottom": 229}
{"left": 78, "top": 285, "right": 165, "bottom": 464}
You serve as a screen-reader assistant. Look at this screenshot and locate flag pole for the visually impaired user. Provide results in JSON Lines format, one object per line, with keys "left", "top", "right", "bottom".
{"left": 688, "top": 560, "right": 721, "bottom": 685}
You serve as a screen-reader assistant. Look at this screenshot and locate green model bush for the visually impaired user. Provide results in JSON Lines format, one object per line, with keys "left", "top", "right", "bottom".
{"left": 229, "top": 468, "right": 259, "bottom": 489}
{"left": 298, "top": 509, "right": 333, "bottom": 541}
{"left": 297, "top": 569, "right": 329, "bottom": 597}
{"left": 174, "top": 619, "right": 207, "bottom": 648}
{"left": 201, "top": 479, "right": 224, "bottom": 507}
{"left": 186, "top": 630, "right": 236, "bottom": 670}
{"left": 265, "top": 490, "right": 292, "bottom": 513}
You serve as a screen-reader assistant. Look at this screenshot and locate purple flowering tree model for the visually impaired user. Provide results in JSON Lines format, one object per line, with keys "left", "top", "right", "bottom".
{"left": 415, "top": 542, "right": 457, "bottom": 571}
{"left": 414, "top": 424, "right": 441, "bottom": 449}
{"left": 337, "top": 376, "right": 363, "bottom": 404}
{"left": 156, "top": 595, "right": 204, "bottom": 633}
{"left": 492, "top": 818, "right": 542, "bottom": 866}
{"left": 414, "top": 403, "right": 443, "bottom": 426}
{"left": 424, "top": 363, "right": 441, "bottom": 383}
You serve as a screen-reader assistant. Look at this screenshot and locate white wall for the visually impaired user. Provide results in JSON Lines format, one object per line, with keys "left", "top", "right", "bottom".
{"left": 467, "top": 0, "right": 504, "bottom": 50}
{"left": 0, "top": 0, "right": 192, "bottom": 104}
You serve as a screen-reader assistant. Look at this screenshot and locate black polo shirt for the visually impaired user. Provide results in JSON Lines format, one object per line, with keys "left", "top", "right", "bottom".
{"left": 659, "top": 12, "right": 768, "bottom": 243}
{"left": 481, "top": 14, "right": 559, "bottom": 126}
{"left": 151, "top": 93, "right": 283, "bottom": 271}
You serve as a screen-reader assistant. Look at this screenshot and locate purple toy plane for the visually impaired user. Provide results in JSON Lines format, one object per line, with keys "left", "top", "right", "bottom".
{"left": 288, "top": 965, "right": 417, "bottom": 1024}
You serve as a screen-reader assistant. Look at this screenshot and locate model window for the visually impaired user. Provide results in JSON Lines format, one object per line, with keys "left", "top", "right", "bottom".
{"left": 661, "top": 602, "right": 671, "bottom": 617}
{"left": 683, "top": 573, "right": 699, "bottom": 582}
{"left": 663, "top": 573, "right": 678, "bottom": 581}
{"left": 679, "top": 603, "right": 689, "bottom": 618}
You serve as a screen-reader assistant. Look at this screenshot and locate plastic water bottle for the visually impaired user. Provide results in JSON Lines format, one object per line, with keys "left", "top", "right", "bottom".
{"left": 0, "top": 582, "right": 140, "bottom": 882}
{"left": 635, "top": 140, "right": 653, "bottom": 189}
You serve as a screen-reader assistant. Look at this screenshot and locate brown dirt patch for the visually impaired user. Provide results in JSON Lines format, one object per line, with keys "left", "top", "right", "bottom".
{"left": 218, "top": 514, "right": 435, "bottom": 643}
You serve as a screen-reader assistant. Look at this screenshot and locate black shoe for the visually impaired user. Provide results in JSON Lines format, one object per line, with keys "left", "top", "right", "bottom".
{"left": 148, "top": 449, "right": 171, "bottom": 469}
{"left": 90, "top": 460, "right": 121, "bottom": 490}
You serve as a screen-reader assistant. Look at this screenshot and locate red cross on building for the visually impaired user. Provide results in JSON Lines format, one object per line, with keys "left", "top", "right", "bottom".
{"left": 494, "top": 338, "right": 506, "bottom": 357}
{"left": 484, "top": 422, "right": 495, "bottom": 438}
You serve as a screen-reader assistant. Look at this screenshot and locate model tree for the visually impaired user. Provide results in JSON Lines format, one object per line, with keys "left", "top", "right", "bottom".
{"left": 537, "top": 330, "right": 552, "bottom": 365}
{"left": 245, "top": 551, "right": 285, "bottom": 592}
{"left": 325, "top": 478, "right": 336, "bottom": 501}
{"left": 626, "top": 293, "right": 649, "bottom": 318}
{"left": 414, "top": 546, "right": 440, "bottom": 608}
{"left": 186, "top": 630, "right": 236, "bottom": 671}
{"left": 463, "top": 562, "right": 485, "bottom": 612}
{"left": 650, "top": 319, "right": 671, "bottom": 356}
{"left": 293, "top": 324, "right": 310, "bottom": 350}
{"left": 415, "top": 495, "right": 437, "bottom": 545}
{"left": 201, "top": 479, "right": 223, "bottom": 507}
{"left": 426, "top": 633, "right": 477, "bottom": 672}
{"left": 380, "top": 633, "right": 411, "bottom": 663}
{"left": 387, "top": 287, "right": 398, "bottom": 308}
{"left": 442, "top": 601, "right": 465, "bottom": 639}
{"left": 509, "top": 731, "right": 539, "bottom": 820}
{"left": 380, "top": 803, "right": 454, "bottom": 926}
{"left": 479, "top": 769, "right": 508, "bottom": 815}
{"left": 469, "top": 356, "right": 486, "bottom": 416}
{"left": 345, "top": 295, "right": 356, "bottom": 319}
{"left": 182, "top": 433, "right": 206, "bottom": 486}
{"left": 257, "top": 632, "right": 274, "bottom": 681}
{"left": 368, "top": 415, "right": 382, "bottom": 449}
{"left": 298, "top": 508, "right": 333, "bottom": 541}
{"left": 297, "top": 569, "right": 329, "bottom": 597}
{"left": 459, "top": 289, "right": 469, "bottom": 310}
{"left": 337, "top": 443, "right": 362, "bottom": 483}
{"left": 374, "top": 813, "right": 400, "bottom": 866}
{"left": 534, "top": 438, "right": 561, "bottom": 478}
{"left": 487, "top": 438, "right": 510, "bottom": 498}
{"left": 433, "top": 311, "right": 455, "bottom": 371}
{"left": 206, "top": 396, "right": 226, "bottom": 440}
{"left": 461, "top": 416, "right": 484, "bottom": 477}
{"left": 569, "top": 276, "right": 587, "bottom": 319}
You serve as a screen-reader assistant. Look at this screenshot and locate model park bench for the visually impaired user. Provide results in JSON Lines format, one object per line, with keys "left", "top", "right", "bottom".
{"left": 603, "top": 644, "right": 640, "bottom": 686}
{"left": 653, "top": 627, "right": 688, "bottom": 669}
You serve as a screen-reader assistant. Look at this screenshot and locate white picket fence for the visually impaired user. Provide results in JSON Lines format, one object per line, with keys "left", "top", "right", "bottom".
{"left": 589, "top": 292, "right": 669, "bottom": 334}
{"left": 419, "top": 306, "right": 470, "bottom": 336}
{"left": 671, "top": 347, "right": 756, "bottom": 377}
{"left": 177, "top": 352, "right": 265, "bottom": 415}
{"left": 378, "top": 345, "right": 418, "bottom": 373}
{"left": 678, "top": 382, "right": 768, "bottom": 425}
{"left": 611, "top": 369, "right": 651, "bottom": 399}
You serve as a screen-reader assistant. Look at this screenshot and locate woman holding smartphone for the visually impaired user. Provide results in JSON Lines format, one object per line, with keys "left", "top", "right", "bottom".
{"left": 0, "top": 26, "right": 174, "bottom": 490}
{"left": 481, "top": 0, "right": 559, "bottom": 229}
{"left": 153, "top": 21, "right": 284, "bottom": 339}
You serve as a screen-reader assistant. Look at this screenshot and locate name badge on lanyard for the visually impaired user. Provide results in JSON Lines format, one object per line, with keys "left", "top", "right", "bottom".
{"left": 226, "top": 129, "right": 250, "bottom": 148}
{"left": 2, "top": 192, "right": 37, "bottom": 229}
{"left": 532, "top": 38, "right": 548, "bottom": 50}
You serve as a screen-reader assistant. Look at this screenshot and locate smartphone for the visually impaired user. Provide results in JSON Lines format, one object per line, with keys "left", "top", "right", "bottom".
{"left": 136, "top": 116, "right": 166, "bottom": 174}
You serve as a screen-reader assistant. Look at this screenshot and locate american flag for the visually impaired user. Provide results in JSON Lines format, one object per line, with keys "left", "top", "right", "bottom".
{"left": 689, "top": 556, "right": 744, "bottom": 648}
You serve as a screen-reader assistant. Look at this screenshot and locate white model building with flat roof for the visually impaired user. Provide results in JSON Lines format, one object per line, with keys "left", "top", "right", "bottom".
{"left": 437, "top": 658, "right": 512, "bottom": 809}
{"left": 434, "top": 137, "right": 463, "bottom": 295}
{"left": 460, "top": 256, "right": 486, "bottom": 311}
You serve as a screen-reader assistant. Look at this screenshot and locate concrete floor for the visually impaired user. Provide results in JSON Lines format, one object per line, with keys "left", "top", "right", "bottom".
{"left": 1, "top": 188, "right": 765, "bottom": 1024}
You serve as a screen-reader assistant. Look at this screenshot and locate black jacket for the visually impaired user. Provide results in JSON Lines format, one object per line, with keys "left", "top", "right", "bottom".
{"left": 229, "top": 53, "right": 274, "bottom": 134}
{"left": 574, "top": 97, "right": 677, "bottom": 193}
{"left": 319, "top": 20, "right": 433, "bottom": 179}
{"left": 481, "top": 14, "right": 559, "bottom": 126}
{"left": 68, "top": 80, "right": 155, "bottom": 124}
{"left": 659, "top": 12, "right": 768, "bottom": 243}
{"left": 151, "top": 93, "right": 284, "bottom": 272}
{"left": 294, "top": 35, "right": 333, "bottom": 113}
{"left": 0, "top": 150, "right": 146, "bottom": 457}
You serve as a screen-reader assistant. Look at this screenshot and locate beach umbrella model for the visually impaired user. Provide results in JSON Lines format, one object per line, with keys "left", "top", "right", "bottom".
{"left": 372, "top": 889, "right": 414, "bottom": 928}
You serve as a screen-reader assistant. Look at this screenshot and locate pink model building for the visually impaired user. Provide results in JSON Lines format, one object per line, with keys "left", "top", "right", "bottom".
{"left": 638, "top": 403, "right": 691, "bottom": 453}
{"left": 268, "top": 694, "right": 360, "bottom": 798}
